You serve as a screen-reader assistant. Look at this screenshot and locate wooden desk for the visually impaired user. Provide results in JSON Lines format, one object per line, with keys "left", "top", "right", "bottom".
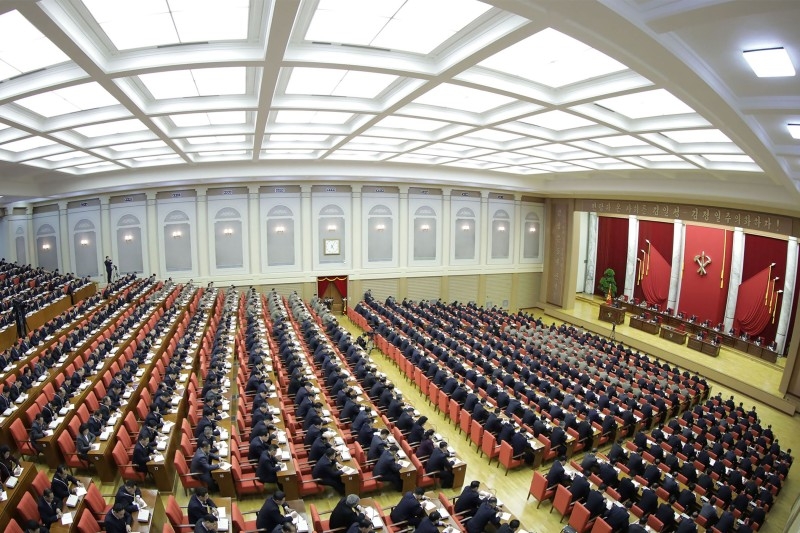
{"left": 659, "top": 326, "right": 686, "bottom": 345}
{"left": 598, "top": 304, "right": 625, "bottom": 325}
{"left": 687, "top": 337, "right": 720, "bottom": 357}
{"left": 0, "top": 461, "right": 36, "bottom": 531}
{"left": 629, "top": 316, "right": 660, "bottom": 335}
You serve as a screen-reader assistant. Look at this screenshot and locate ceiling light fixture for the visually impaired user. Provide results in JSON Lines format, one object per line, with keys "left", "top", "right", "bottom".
{"left": 743, "top": 47, "right": 796, "bottom": 77}
{"left": 788, "top": 123, "right": 800, "bottom": 140}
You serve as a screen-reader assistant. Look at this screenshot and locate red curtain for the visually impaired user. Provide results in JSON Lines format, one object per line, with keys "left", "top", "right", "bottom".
{"left": 678, "top": 226, "right": 733, "bottom": 323}
{"left": 596, "top": 217, "right": 629, "bottom": 296}
{"left": 736, "top": 234, "right": 788, "bottom": 342}
{"left": 641, "top": 246, "right": 670, "bottom": 308}
{"left": 317, "top": 276, "right": 348, "bottom": 299}
{"left": 634, "top": 220, "right": 673, "bottom": 304}
{"left": 734, "top": 267, "right": 772, "bottom": 337}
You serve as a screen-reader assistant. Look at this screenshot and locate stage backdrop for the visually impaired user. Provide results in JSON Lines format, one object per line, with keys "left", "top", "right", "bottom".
{"left": 678, "top": 226, "right": 733, "bottom": 324}
{"left": 734, "top": 234, "right": 788, "bottom": 342}
{"left": 596, "top": 217, "right": 628, "bottom": 297}
{"left": 634, "top": 220, "right": 673, "bottom": 309}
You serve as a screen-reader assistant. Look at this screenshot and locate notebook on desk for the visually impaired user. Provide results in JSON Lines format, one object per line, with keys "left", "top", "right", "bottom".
{"left": 137, "top": 509, "right": 150, "bottom": 522}
{"left": 66, "top": 494, "right": 79, "bottom": 508}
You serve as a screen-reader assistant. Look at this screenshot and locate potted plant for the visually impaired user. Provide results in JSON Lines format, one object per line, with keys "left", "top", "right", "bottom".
{"left": 598, "top": 268, "right": 617, "bottom": 300}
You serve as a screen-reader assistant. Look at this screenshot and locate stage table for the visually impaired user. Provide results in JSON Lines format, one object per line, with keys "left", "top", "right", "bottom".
{"left": 659, "top": 326, "right": 687, "bottom": 345}
{"left": 598, "top": 304, "right": 625, "bottom": 325}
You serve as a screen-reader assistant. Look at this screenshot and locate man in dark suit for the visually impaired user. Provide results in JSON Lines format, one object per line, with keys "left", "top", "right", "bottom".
{"left": 104, "top": 502, "right": 133, "bottom": 533}
{"left": 311, "top": 448, "right": 345, "bottom": 494}
{"left": 38, "top": 489, "right": 62, "bottom": 528}
{"left": 466, "top": 497, "right": 501, "bottom": 533}
{"left": 655, "top": 500, "right": 677, "bottom": 531}
{"left": 545, "top": 456, "right": 566, "bottom": 489}
{"left": 114, "top": 480, "right": 143, "bottom": 514}
{"left": 584, "top": 487, "right": 606, "bottom": 518}
{"left": 604, "top": 502, "right": 631, "bottom": 531}
{"left": 257, "top": 445, "right": 283, "bottom": 487}
{"left": 132, "top": 434, "right": 151, "bottom": 473}
{"left": 389, "top": 488, "right": 426, "bottom": 527}
{"left": 190, "top": 441, "right": 220, "bottom": 491}
{"left": 188, "top": 487, "right": 218, "bottom": 526}
{"left": 568, "top": 474, "right": 591, "bottom": 503}
{"left": 330, "top": 494, "right": 363, "bottom": 532}
{"left": 256, "top": 491, "right": 294, "bottom": 533}
{"left": 638, "top": 486, "right": 659, "bottom": 515}
{"left": 426, "top": 441, "right": 455, "bottom": 488}
{"left": 373, "top": 445, "right": 403, "bottom": 492}
{"left": 453, "top": 481, "right": 483, "bottom": 518}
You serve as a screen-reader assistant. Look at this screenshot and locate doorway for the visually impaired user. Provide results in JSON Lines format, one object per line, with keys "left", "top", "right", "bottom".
{"left": 317, "top": 276, "right": 348, "bottom": 315}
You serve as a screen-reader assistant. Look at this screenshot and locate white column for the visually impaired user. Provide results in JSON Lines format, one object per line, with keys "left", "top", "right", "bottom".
{"left": 723, "top": 227, "right": 745, "bottom": 332}
{"left": 667, "top": 220, "right": 684, "bottom": 314}
{"left": 25, "top": 206, "right": 35, "bottom": 266}
{"left": 623, "top": 216, "right": 639, "bottom": 299}
{"left": 248, "top": 185, "right": 260, "bottom": 275}
{"left": 196, "top": 187, "right": 209, "bottom": 279}
{"left": 99, "top": 196, "right": 112, "bottom": 259}
{"left": 776, "top": 237, "right": 798, "bottom": 354}
{"left": 479, "top": 190, "right": 490, "bottom": 265}
{"left": 58, "top": 201, "right": 70, "bottom": 273}
{"left": 398, "top": 186, "right": 409, "bottom": 268}
{"left": 512, "top": 194, "right": 522, "bottom": 265}
{"left": 146, "top": 192, "right": 159, "bottom": 275}
{"left": 584, "top": 212, "right": 599, "bottom": 295}
{"left": 441, "top": 188, "right": 451, "bottom": 267}
{"left": 300, "top": 185, "right": 313, "bottom": 272}
{"left": 351, "top": 185, "right": 362, "bottom": 270}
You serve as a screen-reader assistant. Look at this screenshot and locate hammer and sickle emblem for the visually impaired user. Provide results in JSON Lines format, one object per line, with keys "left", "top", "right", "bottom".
{"left": 694, "top": 251, "right": 711, "bottom": 276}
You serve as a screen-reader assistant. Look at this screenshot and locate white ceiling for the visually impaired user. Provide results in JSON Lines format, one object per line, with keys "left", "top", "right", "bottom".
{"left": 0, "top": 0, "right": 798, "bottom": 214}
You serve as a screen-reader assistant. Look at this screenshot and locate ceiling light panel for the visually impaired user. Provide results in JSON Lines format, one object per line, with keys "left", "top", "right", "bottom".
{"left": 413, "top": 84, "right": 514, "bottom": 113}
{"left": 743, "top": 47, "right": 796, "bottom": 78}
{"left": 1, "top": 136, "right": 57, "bottom": 152}
{"left": 478, "top": 28, "right": 627, "bottom": 88}
{"left": 273, "top": 110, "right": 353, "bottom": 124}
{"left": 592, "top": 135, "right": 648, "bottom": 148}
{"left": 73, "top": 119, "right": 149, "bottom": 137}
{"left": 519, "top": 110, "right": 596, "bottom": 131}
{"left": 373, "top": 116, "right": 448, "bottom": 132}
{"left": 138, "top": 67, "right": 246, "bottom": 99}
{"left": 304, "top": 0, "right": 490, "bottom": 55}
{"left": 285, "top": 68, "right": 398, "bottom": 98}
{"left": 594, "top": 89, "right": 695, "bottom": 119}
{"left": 185, "top": 134, "right": 247, "bottom": 145}
{"left": 0, "top": 10, "right": 70, "bottom": 82}
{"left": 702, "top": 154, "right": 754, "bottom": 163}
{"left": 536, "top": 143, "right": 578, "bottom": 154}
{"left": 83, "top": 0, "right": 249, "bottom": 51}
{"left": 788, "top": 124, "right": 800, "bottom": 140}
{"left": 269, "top": 134, "right": 330, "bottom": 142}
{"left": 15, "top": 82, "right": 119, "bottom": 118}
{"left": 641, "top": 155, "right": 685, "bottom": 162}
{"left": 171, "top": 111, "right": 248, "bottom": 127}
{"left": 463, "top": 129, "right": 522, "bottom": 142}
{"left": 109, "top": 140, "right": 169, "bottom": 151}
{"left": 662, "top": 129, "right": 732, "bottom": 144}
{"left": 350, "top": 136, "right": 408, "bottom": 145}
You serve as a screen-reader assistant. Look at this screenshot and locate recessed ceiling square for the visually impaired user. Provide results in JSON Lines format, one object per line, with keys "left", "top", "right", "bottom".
{"left": 15, "top": 82, "right": 119, "bottom": 118}
{"left": 478, "top": 28, "right": 627, "bottom": 88}
{"left": 286, "top": 68, "right": 397, "bottom": 99}
{"left": 594, "top": 89, "right": 695, "bottom": 119}
{"left": 0, "top": 10, "right": 70, "bottom": 82}
{"left": 413, "top": 83, "right": 514, "bottom": 113}
{"left": 520, "top": 110, "right": 596, "bottom": 131}
{"left": 662, "top": 129, "right": 732, "bottom": 144}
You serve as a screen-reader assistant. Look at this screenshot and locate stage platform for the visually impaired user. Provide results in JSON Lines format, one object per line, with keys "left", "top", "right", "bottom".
{"left": 527, "top": 295, "right": 796, "bottom": 415}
